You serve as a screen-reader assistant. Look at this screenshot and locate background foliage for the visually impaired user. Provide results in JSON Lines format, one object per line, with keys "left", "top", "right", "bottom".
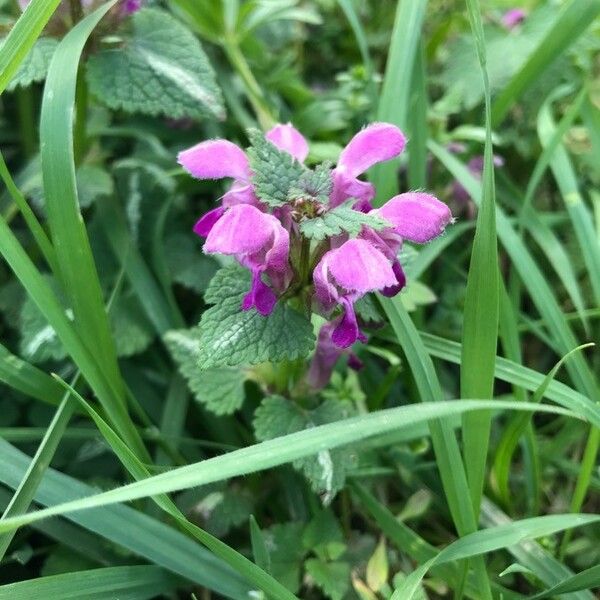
{"left": 0, "top": 0, "right": 599, "bottom": 598}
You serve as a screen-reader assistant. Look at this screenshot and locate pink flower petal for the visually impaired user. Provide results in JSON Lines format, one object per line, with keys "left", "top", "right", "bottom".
{"left": 222, "top": 182, "right": 260, "bottom": 209}
{"left": 193, "top": 207, "right": 225, "bottom": 237}
{"left": 337, "top": 122, "right": 407, "bottom": 178}
{"left": 177, "top": 139, "right": 249, "bottom": 181}
{"left": 204, "top": 204, "right": 273, "bottom": 256}
{"left": 242, "top": 271, "right": 277, "bottom": 316}
{"left": 266, "top": 123, "right": 309, "bottom": 163}
{"left": 377, "top": 192, "right": 452, "bottom": 244}
{"left": 326, "top": 239, "right": 396, "bottom": 293}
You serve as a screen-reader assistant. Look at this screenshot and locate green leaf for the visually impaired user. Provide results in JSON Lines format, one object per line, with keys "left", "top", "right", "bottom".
{"left": 197, "top": 266, "right": 315, "bottom": 368}
{"left": 86, "top": 8, "right": 224, "bottom": 120}
{"left": 164, "top": 232, "right": 218, "bottom": 294}
{"left": 165, "top": 327, "right": 247, "bottom": 415}
{"left": 461, "top": 0, "right": 499, "bottom": 523}
{"left": 5, "top": 37, "right": 58, "bottom": 92}
{"left": 110, "top": 295, "right": 154, "bottom": 358}
{"left": 198, "top": 489, "right": 254, "bottom": 537}
{"left": 264, "top": 522, "right": 306, "bottom": 592}
{"left": 254, "top": 396, "right": 356, "bottom": 502}
{"left": 287, "top": 162, "right": 333, "bottom": 205}
{"left": 0, "top": 439, "right": 251, "bottom": 598}
{"left": 0, "top": 565, "right": 178, "bottom": 600}
{"left": 299, "top": 202, "right": 391, "bottom": 241}
{"left": 247, "top": 128, "right": 305, "bottom": 207}
{"left": 305, "top": 559, "right": 351, "bottom": 600}
{"left": 75, "top": 165, "right": 113, "bottom": 209}
{"left": 0, "top": 399, "right": 574, "bottom": 534}
{"left": 0, "top": 0, "right": 61, "bottom": 95}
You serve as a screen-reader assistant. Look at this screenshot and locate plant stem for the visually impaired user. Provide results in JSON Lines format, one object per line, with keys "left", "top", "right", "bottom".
{"left": 222, "top": 38, "right": 276, "bottom": 131}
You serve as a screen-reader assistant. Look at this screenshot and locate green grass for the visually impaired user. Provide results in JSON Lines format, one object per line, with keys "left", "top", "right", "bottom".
{"left": 0, "top": 0, "right": 599, "bottom": 598}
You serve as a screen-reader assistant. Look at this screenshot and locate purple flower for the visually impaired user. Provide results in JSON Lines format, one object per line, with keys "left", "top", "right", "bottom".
{"left": 306, "top": 322, "right": 363, "bottom": 390}
{"left": 204, "top": 204, "right": 290, "bottom": 316}
{"left": 122, "top": 0, "right": 142, "bottom": 13}
{"left": 375, "top": 192, "right": 453, "bottom": 244}
{"left": 329, "top": 123, "right": 407, "bottom": 209}
{"left": 452, "top": 155, "right": 504, "bottom": 210}
{"left": 502, "top": 8, "right": 526, "bottom": 29}
{"left": 313, "top": 239, "right": 397, "bottom": 348}
{"left": 265, "top": 123, "right": 309, "bottom": 162}
{"left": 178, "top": 124, "right": 308, "bottom": 236}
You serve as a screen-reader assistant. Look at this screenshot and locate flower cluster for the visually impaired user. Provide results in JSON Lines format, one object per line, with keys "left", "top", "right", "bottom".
{"left": 178, "top": 123, "right": 452, "bottom": 353}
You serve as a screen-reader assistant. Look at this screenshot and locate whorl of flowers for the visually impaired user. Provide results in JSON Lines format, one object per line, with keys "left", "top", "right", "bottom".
{"left": 178, "top": 123, "right": 452, "bottom": 352}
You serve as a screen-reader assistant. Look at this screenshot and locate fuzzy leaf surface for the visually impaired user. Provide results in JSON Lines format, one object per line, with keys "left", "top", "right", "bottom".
{"left": 196, "top": 266, "right": 314, "bottom": 368}
{"left": 86, "top": 8, "right": 224, "bottom": 120}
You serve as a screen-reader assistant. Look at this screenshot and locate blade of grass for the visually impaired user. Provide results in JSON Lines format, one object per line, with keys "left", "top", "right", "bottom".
{"left": 0, "top": 399, "right": 575, "bottom": 535}
{"left": 371, "top": 0, "right": 427, "bottom": 205}
{"left": 52, "top": 375, "right": 300, "bottom": 600}
{"left": 0, "top": 397, "right": 75, "bottom": 561}
{"left": 0, "top": 151, "right": 57, "bottom": 273}
{"left": 480, "top": 498, "right": 594, "bottom": 600}
{"left": 492, "top": 344, "right": 594, "bottom": 514}
{"left": 0, "top": 438, "right": 252, "bottom": 599}
{"left": 0, "top": 0, "right": 61, "bottom": 95}
{"left": 0, "top": 565, "right": 179, "bottom": 600}
{"left": 461, "top": 0, "right": 499, "bottom": 520}
{"left": 336, "top": 0, "right": 376, "bottom": 108}
{"left": 0, "top": 342, "right": 64, "bottom": 407}
{"left": 351, "top": 483, "right": 523, "bottom": 600}
{"left": 380, "top": 295, "right": 492, "bottom": 598}
{"left": 491, "top": 0, "right": 600, "bottom": 126}
{"left": 420, "top": 332, "right": 600, "bottom": 427}
{"left": 0, "top": 270, "right": 125, "bottom": 560}
{"left": 530, "top": 565, "right": 600, "bottom": 599}
{"left": 428, "top": 141, "right": 599, "bottom": 404}
{"left": 391, "top": 513, "right": 600, "bottom": 599}
{"left": 537, "top": 88, "right": 600, "bottom": 552}
{"left": 39, "top": 0, "right": 148, "bottom": 459}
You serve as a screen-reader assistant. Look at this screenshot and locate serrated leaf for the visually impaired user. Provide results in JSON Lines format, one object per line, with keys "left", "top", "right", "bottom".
{"left": 110, "top": 295, "right": 154, "bottom": 358}
{"left": 87, "top": 8, "right": 224, "bottom": 120}
{"left": 196, "top": 489, "right": 254, "bottom": 537}
{"left": 197, "top": 266, "right": 315, "bottom": 368}
{"left": 264, "top": 523, "right": 306, "bottom": 593}
{"left": 288, "top": 162, "right": 333, "bottom": 205}
{"left": 164, "top": 232, "right": 219, "bottom": 294}
{"left": 253, "top": 396, "right": 355, "bottom": 502}
{"left": 299, "top": 203, "right": 392, "bottom": 241}
{"left": 76, "top": 165, "right": 114, "bottom": 209}
{"left": 164, "top": 327, "right": 247, "bottom": 415}
{"left": 247, "top": 128, "right": 305, "bottom": 207}
{"left": 6, "top": 37, "right": 58, "bottom": 91}
{"left": 305, "top": 559, "right": 351, "bottom": 600}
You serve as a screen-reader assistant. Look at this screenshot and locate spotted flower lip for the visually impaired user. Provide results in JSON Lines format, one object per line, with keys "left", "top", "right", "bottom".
{"left": 203, "top": 204, "right": 290, "bottom": 316}
{"left": 314, "top": 238, "right": 397, "bottom": 348}
{"left": 330, "top": 122, "right": 407, "bottom": 208}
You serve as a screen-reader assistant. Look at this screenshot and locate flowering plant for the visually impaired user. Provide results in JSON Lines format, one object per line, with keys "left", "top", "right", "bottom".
{"left": 178, "top": 123, "right": 452, "bottom": 389}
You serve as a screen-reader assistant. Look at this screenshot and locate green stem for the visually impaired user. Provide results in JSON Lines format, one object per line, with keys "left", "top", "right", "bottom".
{"left": 16, "top": 87, "right": 36, "bottom": 157}
{"left": 559, "top": 425, "right": 600, "bottom": 559}
{"left": 222, "top": 38, "right": 276, "bottom": 131}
